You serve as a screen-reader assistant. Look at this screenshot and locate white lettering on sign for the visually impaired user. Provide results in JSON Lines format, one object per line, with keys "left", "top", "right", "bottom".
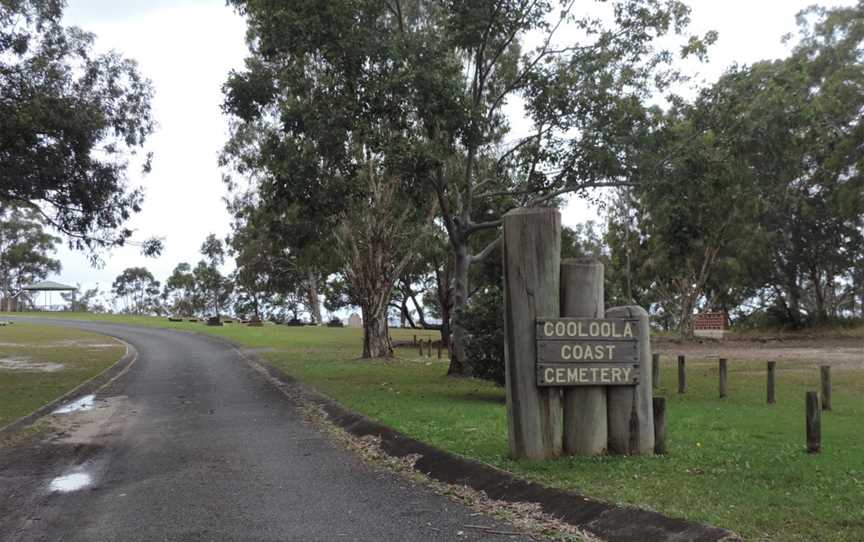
{"left": 560, "top": 344, "right": 616, "bottom": 361}
{"left": 540, "top": 365, "right": 634, "bottom": 385}
{"left": 542, "top": 320, "right": 634, "bottom": 339}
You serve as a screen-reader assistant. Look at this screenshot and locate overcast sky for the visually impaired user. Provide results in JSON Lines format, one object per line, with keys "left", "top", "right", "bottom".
{"left": 49, "top": 0, "right": 856, "bottom": 302}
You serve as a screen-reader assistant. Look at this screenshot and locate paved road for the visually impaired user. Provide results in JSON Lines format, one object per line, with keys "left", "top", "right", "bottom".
{"left": 0, "top": 320, "right": 535, "bottom": 541}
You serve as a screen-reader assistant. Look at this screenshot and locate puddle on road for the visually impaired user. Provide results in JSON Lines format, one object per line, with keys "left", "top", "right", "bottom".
{"left": 49, "top": 472, "right": 93, "bottom": 493}
{"left": 53, "top": 394, "right": 97, "bottom": 414}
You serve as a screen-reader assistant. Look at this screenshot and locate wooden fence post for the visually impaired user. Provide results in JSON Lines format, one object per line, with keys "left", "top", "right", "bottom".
{"left": 719, "top": 358, "right": 728, "bottom": 399}
{"left": 502, "top": 208, "right": 563, "bottom": 459}
{"left": 560, "top": 258, "right": 607, "bottom": 456}
{"left": 820, "top": 365, "right": 832, "bottom": 411}
{"left": 652, "top": 353, "right": 660, "bottom": 389}
{"left": 413, "top": 334, "right": 417, "bottom": 346}
{"left": 606, "top": 305, "right": 654, "bottom": 455}
{"left": 437, "top": 341, "right": 442, "bottom": 359}
{"left": 653, "top": 397, "right": 667, "bottom": 455}
{"left": 678, "top": 355, "right": 686, "bottom": 394}
{"left": 806, "top": 391, "right": 821, "bottom": 453}
{"left": 427, "top": 339, "right": 432, "bottom": 358}
{"left": 767, "top": 361, "right": 776, "bottom": 404}
{"left": 418, "top": 340, "right": 423, "bottom": 357}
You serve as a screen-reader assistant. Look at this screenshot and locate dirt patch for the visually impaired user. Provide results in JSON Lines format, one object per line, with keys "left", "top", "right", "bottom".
{"left": 50, "top": 395, "right": 132, "bottom": 446}
{"left": 653, "top": 337, "right": 863, "bottom": 367}
{"left": 0, "top": 357, "right": 65, "bottom": 372}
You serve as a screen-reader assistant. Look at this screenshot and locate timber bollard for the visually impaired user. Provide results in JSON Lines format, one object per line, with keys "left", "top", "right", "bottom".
{"left": 678, "top": 355, "right": 686, "bottom": 394}
{"left": 427, "top": 339, "right": 432, "bottom": 357}
{"left": 767, "top": 361, "right": 776, "bottom": 404}
{"left": 418, "top": 340, "right": 423, "bottom": 357}
{"left": 652, "top": 353, "right": 660, "bottom": 389}
{"left": 719, "top": 358, "right": 728, "bottom": 399}
{"left": 560, "top": 259, "right": 607, "bottom": 456}
{"left": 653, "top": 397, "right": 667, "bottom": 455}
{"left": 413, "top": 334, "right": 417, "bottom": 346}
{"left": 806, "top": 391, "right": 821, "bottom": 453}
{"left": 437, "top": 341, "right": 442, "bottom": 359}
{"left": 502, "top": 207, "right": 563, "bottom": 459}
{"left": 606, "top": 305, "right": 654, "bottom": 456}
{"left": 820, "top": 365, "right": 832, "bottom": 411}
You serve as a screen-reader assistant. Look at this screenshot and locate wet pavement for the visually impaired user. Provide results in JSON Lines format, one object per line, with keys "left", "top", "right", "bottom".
{"left": 0, "top": 320, "right": 537, "bottom": 542}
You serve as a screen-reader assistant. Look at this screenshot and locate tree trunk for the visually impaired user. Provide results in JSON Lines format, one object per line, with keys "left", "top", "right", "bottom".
{"left": 447, "top": 240, "right": 470, "bottom": 376}
{"left": 306, "top": 270, "right": 322, "bottom": 325}
{"left": 361, "top": 302, "right": 392, "bottom": 358}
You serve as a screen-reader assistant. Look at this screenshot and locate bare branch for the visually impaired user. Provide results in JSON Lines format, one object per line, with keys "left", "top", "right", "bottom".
{"left": 470, "top": 236, "right": 502, "bottom": 263}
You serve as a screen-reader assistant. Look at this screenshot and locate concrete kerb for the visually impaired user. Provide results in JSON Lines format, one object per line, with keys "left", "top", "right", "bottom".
{"left": 0, "top": 338, "right": 138, "bottom": 437}
{"left": 212, "top": 335, "right": 740, "bottom": 542}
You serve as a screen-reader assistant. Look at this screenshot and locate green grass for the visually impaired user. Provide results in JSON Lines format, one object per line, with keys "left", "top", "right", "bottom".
{"left": 0, "top": 322, "right": 126, "bottom": 427}
{"left": 4, "top": 312, "right": 864, "bottom": 540}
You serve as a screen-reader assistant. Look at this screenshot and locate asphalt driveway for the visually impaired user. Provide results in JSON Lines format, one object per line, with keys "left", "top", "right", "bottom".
{"left": 0, "top": 319, "right": 536, "bottom": 541}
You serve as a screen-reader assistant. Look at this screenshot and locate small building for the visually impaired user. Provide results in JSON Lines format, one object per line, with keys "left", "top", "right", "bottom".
{"left": 347, "top": 313, "right": 362, "bottom": 328}
{"left": 693, "top": 311, "right": 730, "bottom": 339}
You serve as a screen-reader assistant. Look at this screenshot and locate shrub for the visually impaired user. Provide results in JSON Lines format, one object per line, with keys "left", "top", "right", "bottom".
{"left": 327, "top": 317, "right": 344, "bottom": 328}
{"left": 461, "top": 284, "right": 505, "bottom": 386}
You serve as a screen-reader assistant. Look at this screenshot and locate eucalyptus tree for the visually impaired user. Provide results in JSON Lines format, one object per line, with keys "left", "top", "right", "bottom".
{"left": 112, "top": 267, "right": 160, "bottom": 315}
{"left": 0, "top": 0, "right": 157, "bottom": 255}
{"left": 223, "top": 0, "right": 711, "bottom": 368}
{"left": 0, "top": 205, "right": 61, "bottom": 304}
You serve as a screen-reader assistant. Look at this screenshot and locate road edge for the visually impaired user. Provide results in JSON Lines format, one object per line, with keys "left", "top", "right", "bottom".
{"left": 218, "top": 337, "right": 740, "bottom": 542}
{"left": 0, "top": 337, "right": 138, "bottom": 437}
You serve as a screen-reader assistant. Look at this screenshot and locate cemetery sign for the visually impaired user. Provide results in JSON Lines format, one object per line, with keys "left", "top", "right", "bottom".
{"left": 536, "top": 318, "right": 640, "bottom": 386}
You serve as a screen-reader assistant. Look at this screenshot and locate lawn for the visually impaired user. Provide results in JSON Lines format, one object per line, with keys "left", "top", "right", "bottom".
{"left": 4, "top": 313, "right": 863, "bottom": 540}
{"left": 0, "top": 322, "right": 126, "bottom": 427}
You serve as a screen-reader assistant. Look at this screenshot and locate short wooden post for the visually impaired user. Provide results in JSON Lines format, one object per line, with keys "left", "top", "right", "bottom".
{"left": 806, "top": 391, "right": 821, "bottom": 453}
{"left": 652, "top": 353, "right": 660, "bottom": 389}
{"left": 413, "top": 334, "right": 417, "bottom": 346}
{"left": 418, "top": 340, "right": 423, "bottom": 357}
{"left": 437, "top": 341, "right": 442, "bottom": 359}
{"left": 677, "top": 355, "right": 686, "bottom": 394}
{"left": 820, "top": 365, "right": 831, "bottom": 411}
{"left": 502, "top": 208, "right": 563, "bottom": 459}
{"left": 427, "top": 339, "right": 432, "bottom": 358}
{"left": 653, "top": 397, "right": 667, "bottom": 455}
{"left": 719, "top": 358, "right": 728, "bottom": 399}
{"left": 606, "top": 305, "right": 654, "bottom": 455}
{"left": 767, "top": 361, "right": 776, "bottom": 404}
{"left": 560, "top": 259, "right": 607, "bottom": 456}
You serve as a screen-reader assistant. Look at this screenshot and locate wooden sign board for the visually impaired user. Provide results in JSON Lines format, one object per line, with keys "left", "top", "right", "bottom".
{"left": 536, "top": 318, "right": 640, "bottom": 387}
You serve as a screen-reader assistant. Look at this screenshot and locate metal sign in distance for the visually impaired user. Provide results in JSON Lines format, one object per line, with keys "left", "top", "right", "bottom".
{"left": 536, "top": 318, "right": 640, "bottom": 386}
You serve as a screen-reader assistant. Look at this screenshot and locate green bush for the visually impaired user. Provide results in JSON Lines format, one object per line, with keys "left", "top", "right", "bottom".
{"left": 461, "top": 285, "right": 506, "bottom": 386}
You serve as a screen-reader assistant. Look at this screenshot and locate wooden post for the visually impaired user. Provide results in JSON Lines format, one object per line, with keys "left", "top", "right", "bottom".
{"left": 820, "top": 365, "right": 831, "bottom": 411}
{"left": 560, "top": 258, "right": 607, "bottom": 456}
{"left": 502, "top": 208, "right": 563, "bottom": 459}
{"left": 806, "top": 391, "right": 821, "bottom": 453}
{"left": 677, "top": 355, "right": 686, "bottom": 394}
{"left": 767, "top": 361, "right": 776, "bottom": 404}
{"left": 413, "top": 334, "right": 417, "bottom": 346}
{"left": 719, "top": 358, "right": 728, "bottom": 399}
{"left": 606, "top": 305, "right": 654, "bottom": 455}
{"left": 418, "top": 340, "right": 423, "bottom": 357}
{"left": 427, "top": 339, "right": 432, "bottom": 358}
{"left": 653, "top": 397, "right": 667, "bottom": 455}
{"left": 652, "top": 353, "right": 660, "bottom": 389}
{"left": 437, "top": 341, "right": 442, "bottom": 359}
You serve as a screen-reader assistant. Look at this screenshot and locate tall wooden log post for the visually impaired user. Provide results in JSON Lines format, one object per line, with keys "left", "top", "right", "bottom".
{"left": 503, "top": 208, "right": 563, "bottom": 459}
{"left": 678, "top": 355, "right": 686, "bottom": 394}
{"left": 560, "top": 258, "right": 607, "bottom": 456}
{"left": 605, "top": 306, "right": 654, "bottom": 455}
{"left": 719, "top": 358, "right": 728, "bottom": 399}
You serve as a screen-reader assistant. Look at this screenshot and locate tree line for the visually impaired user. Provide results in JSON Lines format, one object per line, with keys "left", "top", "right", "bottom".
{"left": 1, "top": 1, "right": 861, "bottom": 381}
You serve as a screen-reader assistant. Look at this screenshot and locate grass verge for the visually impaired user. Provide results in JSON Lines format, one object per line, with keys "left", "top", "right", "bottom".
{"left": 5, "top": 312, "right": 863, "bottom": 540}
{"left": 0, "top": 322, "right": 126, "bottom": 428}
